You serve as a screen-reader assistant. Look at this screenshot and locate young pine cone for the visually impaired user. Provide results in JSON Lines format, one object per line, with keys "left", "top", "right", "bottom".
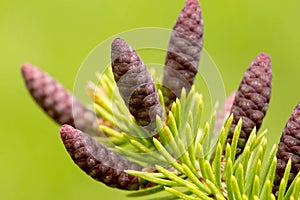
{"left": 60, "top": 124, "right": 154, "bottom": 190}
{"left": 21, "top": 63, "right": 102, "bottom": 136}
{"left": 273, "top": 102, "right": 300, "bottom": 194}
{"left": 227, "top": 53, "right": 272, "bottom": 156}
{"left": 111, "top": 38, "right": 162, "bottom": 132}
{"left": 162, "top": 0, "right": 203, "bottom": 105}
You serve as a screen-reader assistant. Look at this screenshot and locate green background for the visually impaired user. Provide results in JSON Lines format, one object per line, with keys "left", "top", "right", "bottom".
{"left": 1, "top": 0, "right": 300, "bottom": 199}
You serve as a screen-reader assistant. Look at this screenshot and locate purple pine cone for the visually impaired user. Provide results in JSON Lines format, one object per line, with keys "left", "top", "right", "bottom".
{"left": 111, "top": 38, "right": 162, "bottom": 132}
{"left": 162, "top": 0, "right": 203, "bottom": 105}
{"left": 273, "top": 102, "right": 300, "bottom": 194}
{"left": 60, "top": 124, "right": 154, "bottom": 190}
{"left": 21, "top": 63, "right": 102, "bottom": 136}
{"left": 227, "top": 53, "right": 272, "bottom": 156}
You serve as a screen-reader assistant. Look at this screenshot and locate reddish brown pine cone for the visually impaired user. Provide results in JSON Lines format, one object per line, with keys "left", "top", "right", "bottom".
{"left": 21, "top": 63, "right": 102, "bottom": 136}
{"left": 60, "top": 124, "right": 154, "bottom": 190}
{"left": 111, "top": 38, "right": 162, "bottom": 132}
{"left": 227, "top": 53, "right": 272, "bottom": 156}
{"left": 162, "top": 0, "right": 203, "bottom": 105}
{"left": 273, "top": 102, "right": 300, "bottom": 195}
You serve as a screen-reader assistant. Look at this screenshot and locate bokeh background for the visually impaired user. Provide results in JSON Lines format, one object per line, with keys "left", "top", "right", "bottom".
{"left": 1, "top": 0, "right": 300, "bottom": 199}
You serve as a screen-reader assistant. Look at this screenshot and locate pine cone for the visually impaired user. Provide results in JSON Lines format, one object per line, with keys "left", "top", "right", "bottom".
{"left": 227, "top": 53, "right": 272, "bottom": 156}
{"left": 60, "top": 124, "right": 154, "bottom": 190}
{"left": 162, "top": 0, "right": 203, "bottom": 105}
{"left": 273, "top": 102, "right": 300, "bottom": 194}
{"left": 111, "top": 38, "right": 162, "bottom": 132}
{"left": 21, "top": 63, "right": 102, "bottom": 136}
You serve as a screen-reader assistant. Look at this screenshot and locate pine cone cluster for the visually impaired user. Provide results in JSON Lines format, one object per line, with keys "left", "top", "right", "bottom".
{"left": 21, "top": 0, "right": 300, "bottom": 199}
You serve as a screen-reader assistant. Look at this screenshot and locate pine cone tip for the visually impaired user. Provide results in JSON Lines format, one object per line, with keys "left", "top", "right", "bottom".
{"left": 185, "top": 0, "right": 200, "bottom": 7}
{"left": 252, "top": 53, "right": 271, "bottom": 67}
{"left": 60, "top": 124, "right": 76, "bottom": 138}
{"left": 21, "top": 63, "right": 40, "bottom": 80}
{"left": 111, "top": 37, "right": 133, "bottom": 61}
{"left": 21, "top": 62, "right": 31, "bottom": 75}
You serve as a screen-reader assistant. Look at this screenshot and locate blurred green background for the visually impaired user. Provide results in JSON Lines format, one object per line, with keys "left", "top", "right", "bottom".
{"left": 1, "top": 0, "right": 300, "bottom": 199}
